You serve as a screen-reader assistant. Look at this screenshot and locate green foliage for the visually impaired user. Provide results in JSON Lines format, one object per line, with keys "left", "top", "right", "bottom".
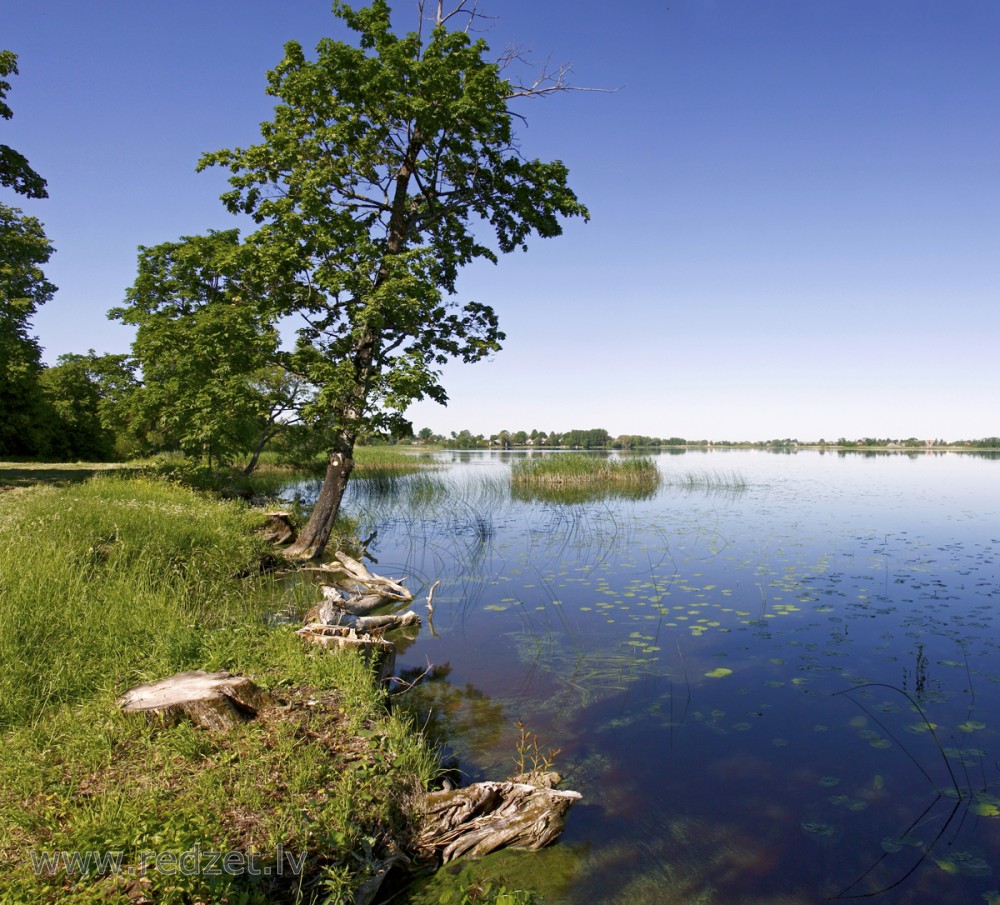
{"left": 0, "top": 202, "right": 56, "bottom": 455}
{"left": 197, "top": 0, "right": 587, "bottom": 455}
{"left": 36, "top": 352, "right": 138, "bottom": 460}
{"left": 0, "top": 475, "right": 274, "bottom": 728}
{"left": 0, "top": 51, "right": 47, "bottom": 199}
{"left": 111, "top": 231, "right": 307, "bottom": 469}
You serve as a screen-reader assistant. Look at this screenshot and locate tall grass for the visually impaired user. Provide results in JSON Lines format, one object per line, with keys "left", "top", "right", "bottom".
{"left": 353, "top": 445, "right": 439, "bottom": 476}
{"left": 511, "top": 454, "right": 661, "bottom": 490}
{"left": 0, "top": 476, "right": 438, "bottom": 903}
{"left": 0, "top": 476, "right": 277, "bottom": 729}
{"left": 665, "top": 469, "right": 749, "bottom": 494}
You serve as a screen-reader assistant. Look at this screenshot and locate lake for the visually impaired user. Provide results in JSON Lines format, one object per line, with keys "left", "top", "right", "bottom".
{"left": 290, "top": 449, "right": 1000, "bottom": 904}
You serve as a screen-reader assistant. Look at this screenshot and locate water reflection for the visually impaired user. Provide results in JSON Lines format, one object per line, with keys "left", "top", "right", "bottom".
{"left": 280, "top": 450, "right": 1000, "bottom": 903}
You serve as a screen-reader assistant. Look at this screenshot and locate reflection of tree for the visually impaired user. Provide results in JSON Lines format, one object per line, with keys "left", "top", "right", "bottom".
{"left": 395, "top": 663, "right": 506, "bottom": 781}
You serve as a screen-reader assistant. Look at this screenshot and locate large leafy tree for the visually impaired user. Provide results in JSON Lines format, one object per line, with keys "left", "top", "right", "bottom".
{"left": 0, "top": 204, "right": 55, "bottom": 455}
{"left": 37, "top": 352, "right": 137, "bottom": 460}
{"left": 1, "top": 50, "right": 54, "bottom": 456}
{"left": 200, "top": 0, "right": 588, "bottom": 557}
{"left": 112, "top": 230, "right": 303, "bottom": 471}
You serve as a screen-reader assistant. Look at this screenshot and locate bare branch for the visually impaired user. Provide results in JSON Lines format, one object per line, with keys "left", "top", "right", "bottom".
{"left": 417, "top": 0, "right": 495, "bottom": 34}
{"left": 498, "top": 47, "right": 621, "bottom": 100}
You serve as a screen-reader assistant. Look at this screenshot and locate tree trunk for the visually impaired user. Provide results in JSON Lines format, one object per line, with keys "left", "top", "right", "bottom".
{"left": 285, "top": 450, "right": 354, "bottom": 559}
{"left": 284, "top": 134, "right": 416, "bottom": 560}
{"left": 243, "top": 428, "right": 272, "bottom": 476}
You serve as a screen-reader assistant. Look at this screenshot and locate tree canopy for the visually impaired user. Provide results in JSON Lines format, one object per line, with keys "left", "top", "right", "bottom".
{"left": 0, "top": 203, "right": 55, "bottom": 455}
{"left": 112, "top": 230, "right": 304, "bottom": 470}
{"left": 0, "top": 51, "right": 47, "bottom": 199}
{"left": 198, "top": 0, "right": 588, "bottom": 556}
{"left": 0, "top": 50, "right": 55, "bottom": 457}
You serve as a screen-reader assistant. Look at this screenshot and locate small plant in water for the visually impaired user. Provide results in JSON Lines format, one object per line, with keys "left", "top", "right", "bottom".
{"left": 512, "top": 719, "right": 562, "bottom": 777}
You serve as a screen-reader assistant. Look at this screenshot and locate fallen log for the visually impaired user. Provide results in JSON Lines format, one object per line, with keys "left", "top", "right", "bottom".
{"left": 117, "top": 670, "right": 272, "bottom": 731}
{"left": 305, "top": 599, "right": 421, "bottom": 632}
{"left": 415, "top": 780, "right": 582, "bottom": 864}
{"left": 296, "top": 624, "right": 397, "bottom": 684}
{"left": 319, "top": 585, "right": 390, "bottom": 616}
{"left": 333, "top": 552, "right": 411, "bottom": 601}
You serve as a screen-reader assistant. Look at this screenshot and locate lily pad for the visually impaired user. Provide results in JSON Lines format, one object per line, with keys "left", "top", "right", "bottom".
{"left": 704, "top": 668, "right": 733, "bottom": 679}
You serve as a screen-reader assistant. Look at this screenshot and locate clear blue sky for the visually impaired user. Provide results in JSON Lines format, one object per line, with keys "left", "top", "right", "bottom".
{"left": 5, "top": 1, "right": 998, "bottom": 441}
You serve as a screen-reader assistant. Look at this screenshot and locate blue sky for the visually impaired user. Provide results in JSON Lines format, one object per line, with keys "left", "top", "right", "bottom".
{"left": 5, "top": 1, "right": 998, "bottom": 441}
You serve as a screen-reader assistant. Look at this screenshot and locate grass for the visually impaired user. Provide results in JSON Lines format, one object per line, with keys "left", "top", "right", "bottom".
{"left": 0, "top": 461, "right": 134, "bottom": 489}
{"left": 510, "top": 454, "right": 661, "bottom": 495}
{"left": 665, "top": 469, "right": 749, "bottom": 494}
{"left": 0, "top": 476, "right": 438, "bottom": 904}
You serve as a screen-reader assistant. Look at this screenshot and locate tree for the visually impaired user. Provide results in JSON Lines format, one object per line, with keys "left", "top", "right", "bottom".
{"left": 1, "top": 51, "right": 54, "bottom": 456}
{"left": 0, "top": 203, "right": 55, "bottom": 455}
{"left": 37, "top": 352, "right": 137, "bottom": 460}
{"left": 199, "top": 0, "right": 588, "bottom": 557}
{"left": 111, "top": 231, "right": 298, "bottom": 471}
{"left": 1, "top": 51, "right": 47, "bottom": 199}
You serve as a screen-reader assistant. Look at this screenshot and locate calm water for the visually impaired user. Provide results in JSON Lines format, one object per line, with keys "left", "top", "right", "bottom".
{"left": 293, "top": 450, "right": 1000, "bottom": 904}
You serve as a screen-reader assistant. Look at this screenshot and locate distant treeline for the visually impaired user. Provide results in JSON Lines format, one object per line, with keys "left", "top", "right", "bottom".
{"left": 411, "top": 428, "right": 1000, "bottom": 451}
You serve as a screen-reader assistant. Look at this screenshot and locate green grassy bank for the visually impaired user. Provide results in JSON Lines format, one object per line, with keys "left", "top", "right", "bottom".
{"left": 0, "top": 476, "right": 437, "bottom": 904}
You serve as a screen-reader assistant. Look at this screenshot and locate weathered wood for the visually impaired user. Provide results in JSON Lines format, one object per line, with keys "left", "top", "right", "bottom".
{"left": 333, "top": 552, "right": 411, "bottom": 601}
{"left": 319, "top": 585, "right": 390, "bottom": 616}
{"left": 415, "top": 780, "right": 582, "bottom": 864}
{"left": 296, "top": 624, "right": 397, "bottom": 683}
{"left": 303, "top": 605, "right": 421, "bottom": 632}
{"left": 307, "top": 598, "right": 419, "bottom": 629}
{"left": 117, "top": 670, "right": 272, "bottom": 731}
{"left": 260, "top": 511, "right": 296, "bottom": 545}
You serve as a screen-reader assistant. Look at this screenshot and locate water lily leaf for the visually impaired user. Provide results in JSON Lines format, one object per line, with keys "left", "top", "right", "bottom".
{"left": 801, "top": 821, "right": 835, "bottom": 837}
{"left": 959, "top": 720, "right": 986, "bottom": 733}
{"left": 935, "top": 853, "right": 992, "bottom": 877}
{"left": 704, "top": 668, "right": 733, "bottom": 678}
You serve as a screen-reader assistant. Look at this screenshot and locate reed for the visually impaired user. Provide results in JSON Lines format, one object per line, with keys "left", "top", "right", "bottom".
{"left": 511, "top": 454, "right": 661, "bottom": 491}
{"left": 666, "top": 469, "right": 749, "bottom": 493}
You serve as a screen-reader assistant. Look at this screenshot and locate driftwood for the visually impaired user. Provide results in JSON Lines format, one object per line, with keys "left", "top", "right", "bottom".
{"left": 333, "top": 552, "right": 411, "bottom": 601}
{"left": 415, "top": 780, "right": 582, "bottom": 864}
{"left": 297, "top": 624, "right": 397, "bottom": 683}
{"left": 306, "top": 598, "right": 421, "bottom": 632}
{"left": 260, "top": 511, "right": 296, "bottom": 545}
{"left": 117, "top": 670, "right": 272, "bottom": 731}
{"left": 319, "top": 585, "right": 388, "bottom": 616}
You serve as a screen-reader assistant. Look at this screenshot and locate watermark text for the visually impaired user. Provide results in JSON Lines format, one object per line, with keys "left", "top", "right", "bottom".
{"left": 30, "top": 844, "right": 306, "bottom": 878}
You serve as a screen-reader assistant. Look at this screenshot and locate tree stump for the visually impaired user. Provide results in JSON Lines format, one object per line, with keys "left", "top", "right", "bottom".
{"left": 415, "top": 780, "right": 582, "bottom": 864}
{"left": 261, "top": 511, "right": 296, "bottom": 544}
{"left": 117, "top": 670, "right": 273, "bottom": 731}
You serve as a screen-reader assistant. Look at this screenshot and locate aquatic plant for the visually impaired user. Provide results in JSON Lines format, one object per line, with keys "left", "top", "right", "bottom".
{"left": 512, "top": 719, "right": 562, "bottom": 777}
{"left": 511, "top": 454, "right": 661, "bottom": 493}
{"left": 665, "top": 469, "right": 749, "bottom": 493}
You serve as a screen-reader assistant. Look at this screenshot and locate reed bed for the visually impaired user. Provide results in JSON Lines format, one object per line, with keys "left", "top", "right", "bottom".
{"left": 352, "top": 445, "right": 440, "bottom": 477}
{"left": 511, "top": 454, "right": 661, "bottom": 492}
